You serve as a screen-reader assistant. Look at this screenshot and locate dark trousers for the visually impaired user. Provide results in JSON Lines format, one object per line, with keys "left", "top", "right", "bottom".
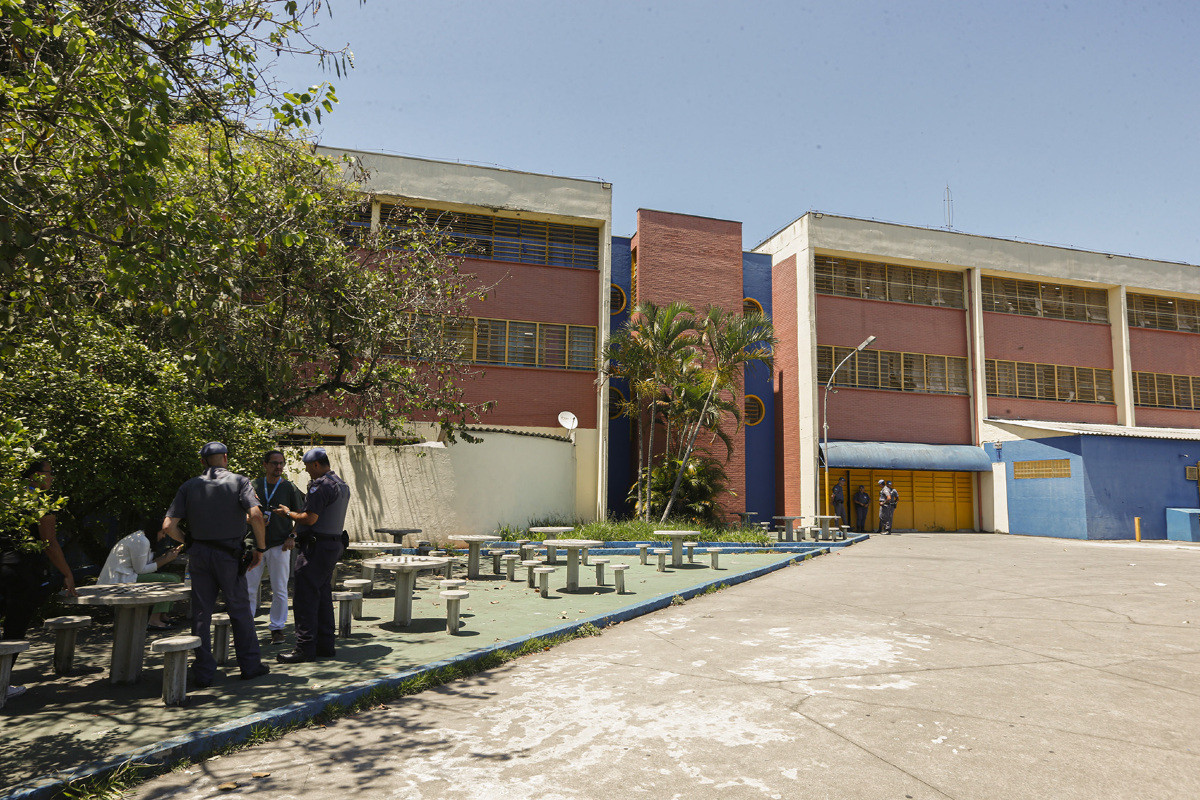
{"left": 833, "top": 501, "right": 847, "bottom": 528}
{"left": 879, "top": 504, "right": 896, "bottom": 533}
{"left": 293, "top": 536, "right": 344, "bottom": 656}
{"left": 1, "top": 556, "right": 48, "bottom": 640}
{"left": 854, "top": 507, "right": 868, "bottom": 532}
{"left": 189, "top": 541, "right": 263, "bottom": 680}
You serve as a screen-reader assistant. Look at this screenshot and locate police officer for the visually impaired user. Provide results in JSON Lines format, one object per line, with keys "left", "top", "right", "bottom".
{"left": 274, "top": 447, "right": 351, "bottom": 664}
{"left": 831, "top": 477, "right": 848, "bottom": 529}
{"left": 852, "top": 484, "right": 870, "bottom": 532}
{"left": 877, "top": 479, "right": 898, "bottom": 534}
{"left": 163, "top": 442, "right": 270, "bottom": 686}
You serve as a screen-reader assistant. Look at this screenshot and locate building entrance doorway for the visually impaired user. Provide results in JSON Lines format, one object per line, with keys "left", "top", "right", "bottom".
{"left": 820, "top": 469, "right": 976, "bottom": 532}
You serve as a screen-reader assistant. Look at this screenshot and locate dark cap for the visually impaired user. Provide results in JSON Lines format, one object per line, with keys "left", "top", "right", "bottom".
{"left": 200, "top": 441, "right": 228, "bottom": 457}
{"left": 302, "top": 447, "right": 327, "bottom": 464}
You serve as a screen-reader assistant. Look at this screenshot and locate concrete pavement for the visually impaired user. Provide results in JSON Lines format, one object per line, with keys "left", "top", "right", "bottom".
{"left": 133, "top": 533, "right": 1200, "bottom": 800}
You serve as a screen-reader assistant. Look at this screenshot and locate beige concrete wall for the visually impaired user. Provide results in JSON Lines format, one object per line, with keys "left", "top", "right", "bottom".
{"left": 981, "top": 463, "right": 1009, "bottom": 533}
{"left": 284, "top": 433, "right": 578, "bottom": 545}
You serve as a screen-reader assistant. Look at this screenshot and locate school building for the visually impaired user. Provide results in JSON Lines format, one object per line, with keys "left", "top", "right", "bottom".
{"left": 310, "top": 148, "right": 1200, "bottom": 540}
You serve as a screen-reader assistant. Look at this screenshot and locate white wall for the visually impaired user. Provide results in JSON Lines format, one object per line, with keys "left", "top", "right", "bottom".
{"left": 295, "top": 433, "right": 578, "bottom": 544}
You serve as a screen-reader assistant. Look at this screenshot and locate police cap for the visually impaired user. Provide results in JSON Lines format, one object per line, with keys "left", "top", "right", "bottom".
{"left": 200, "top": 441, "right": 229, "bottom": 457}
{"left": 302, "top": 447, "right": 327, "bottom": 464}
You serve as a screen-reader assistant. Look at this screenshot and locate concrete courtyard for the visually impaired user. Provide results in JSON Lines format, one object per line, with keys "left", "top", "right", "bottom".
{"left": 126, "top": 533, "right": 1200, "bottom": 800}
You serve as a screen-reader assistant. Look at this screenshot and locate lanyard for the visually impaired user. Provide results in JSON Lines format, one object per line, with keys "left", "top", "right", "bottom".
{"left": 261, "top": 478, "right": 282, "bottom": 507}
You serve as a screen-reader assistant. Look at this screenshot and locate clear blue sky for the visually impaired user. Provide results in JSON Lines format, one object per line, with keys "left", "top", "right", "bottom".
{"left": 275, "top": 1, "right": 1200, "bottom": 263}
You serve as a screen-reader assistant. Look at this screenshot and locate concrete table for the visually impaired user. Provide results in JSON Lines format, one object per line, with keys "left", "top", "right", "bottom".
{"left": 773, "top": 516, "right": 803, "bottom": 542}
{"left": 529, "top": 527, "right": 575, "bottom": 564}
{"left": 814, "top": 515, "right": 840, "bottom": 540}
{"left": 347, "top": 542, "right": 406, "bottom": 581}
{"left": 538, "top": 539, "right": 604, "bottom": 591}
{"left": 374, "top": 527, "right": 422, "bottom": 545}
{"left": 454, "top": 534, "right": 502, "bottom": 579}
{"left": 653, "top": 530, "right": 702, "bottom": 568}
{"left": 733, "top": 512, "right": 757, "bottom": 528}
{"left": 364, "top": 555, "right": 451, "bottom": 626}
{"left": 64, "top": 583, "right": 192, "bottom": 684}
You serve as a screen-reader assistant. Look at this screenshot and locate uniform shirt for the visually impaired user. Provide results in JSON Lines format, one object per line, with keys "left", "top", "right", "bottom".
{"left": 878, "top": 486, "right": 890, "bottom": 507}
{"left": 97, "top": 530, "right": 157, "bottom": 584}
{"left": 853, "top": 490, "right": 870, "bottom": 508}
{"left": 166, "top": 467, "right": 260, "bottom": 541}
{"left": 252, "top": 477, "right": 305, "bottom": 548}
{"left": 832, "top": 484, "right": 845, "bottom": 504}
{"left": 295, "top": 470, "right": 351, "bottom": 537}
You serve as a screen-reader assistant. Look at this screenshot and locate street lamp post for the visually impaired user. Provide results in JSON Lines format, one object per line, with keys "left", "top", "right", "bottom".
{"left": 822, "top": 335, "right": 877, "bottom": 517}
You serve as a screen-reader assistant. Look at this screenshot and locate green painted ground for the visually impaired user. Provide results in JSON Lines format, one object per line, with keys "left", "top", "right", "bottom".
{"left": 1, "top": 551, "right": 817, "bottom": 792}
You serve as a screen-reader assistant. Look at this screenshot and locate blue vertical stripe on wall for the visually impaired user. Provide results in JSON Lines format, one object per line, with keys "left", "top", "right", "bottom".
{"left": 743, "top": 252, "right": 776, "bottom": 521}
{"left": 607, "top": 236, "right": 634, "bottom": 518}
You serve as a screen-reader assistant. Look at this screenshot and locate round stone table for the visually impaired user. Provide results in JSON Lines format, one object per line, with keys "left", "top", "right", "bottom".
{"left": 364, "top": 555, "right": 451, "bottom": 626}
{"left": 454, "top": 534, "right": 502, "bottom": 579}
{"left": 529, "top": 527, "right": 575, "bottom": 564}
{"left": 773, "top": 515, "right": 803, "bottom": 542}
{"left": 64, "top": 583, "right": 192, "bottom": 684}
{"left": 814, "top": 515, "right": 840, "bottom": 540}
{"left": 346, "top": 541, "right": 406, "bottom": 580}
{"left": 653, "top": 530, "right": 703, "bottom": 568}
{"left": 374, "top": 527, "right": 423, "bottom": 545}
{"left": 539, "top": 539, "right": 604, "bottom": 591}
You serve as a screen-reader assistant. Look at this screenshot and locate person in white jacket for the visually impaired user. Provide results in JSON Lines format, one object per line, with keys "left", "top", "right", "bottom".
{"left": 97, "top": 520, "right": 185, "bottom": 629}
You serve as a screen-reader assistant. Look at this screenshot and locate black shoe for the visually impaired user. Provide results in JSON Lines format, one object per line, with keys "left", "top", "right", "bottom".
{"left": 240, "top": 664, "right": 271, "bottom": 680}
{"left": 191, "top": 673, "right": 214, "bottom": 689}
{"left": 316, "top": 648, "right": 336, "bottom": 659}
{"left": 269, "top": 630, "right": 286, "bottom": 645}
{"left": 277, "top": 650, "right": 314, "bottom": 664}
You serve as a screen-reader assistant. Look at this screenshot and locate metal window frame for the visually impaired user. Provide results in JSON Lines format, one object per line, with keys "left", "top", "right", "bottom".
{"left": 816, "top": 345, "right": 968, "bottom": 396}
{"left": 1132, "top": 370, "right": 1200, "bottom": 410}
{"left": 984, "top": 359, "right": 1115, "bottom": 405}
{"left": 814, "top": 256, "right": 965, "bottom": 310}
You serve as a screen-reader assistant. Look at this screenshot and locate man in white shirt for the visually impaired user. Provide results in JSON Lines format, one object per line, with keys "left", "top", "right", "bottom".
{"left": 97, "top": 520, "right": 185, "bottom": 628}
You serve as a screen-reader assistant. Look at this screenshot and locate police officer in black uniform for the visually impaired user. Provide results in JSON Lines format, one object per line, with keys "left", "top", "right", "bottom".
{"left": 163, "top": 442, "right": 270, "bottom": 686}
{"left": 275, "top": 447, "right": 351, "bottom": 664}
{"left": 831, "top": 477, "right": 848, "bottom": 529}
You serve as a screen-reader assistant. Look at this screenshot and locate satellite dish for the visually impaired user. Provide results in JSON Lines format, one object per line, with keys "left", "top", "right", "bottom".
{"left": 558, "top": 411, "right": 579, "bottom": 431}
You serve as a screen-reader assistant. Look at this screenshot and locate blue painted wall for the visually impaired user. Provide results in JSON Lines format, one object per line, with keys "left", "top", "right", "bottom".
{"left": 606, "top": 236, "right": 634, "bottom": 518}
{"left": 985, "top": 437, "right": 1088, "bottom": 539}
{"left": 743, "top": 251, "right": 776, "bottom": 521}
{"left": 986, "top": 434, "right": 1200, "bottom": 540}
{"left": 1079, "top": 435, "right": 1200, "bottom": 540}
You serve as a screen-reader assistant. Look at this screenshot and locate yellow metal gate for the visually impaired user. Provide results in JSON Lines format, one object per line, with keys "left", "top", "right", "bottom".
{"left": 821, "top": 469, "right": 976, "bottom": 532}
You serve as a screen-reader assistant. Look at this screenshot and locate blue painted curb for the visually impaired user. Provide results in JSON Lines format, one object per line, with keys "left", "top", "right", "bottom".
{"left": 2, "top": 545, "right": 841, "bottom": 800}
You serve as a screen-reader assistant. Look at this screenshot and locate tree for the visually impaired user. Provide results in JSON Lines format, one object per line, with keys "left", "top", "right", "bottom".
{"left": 0, "top": 320, "right": 279, "bottom": 556}
{"left": 603, "top": 301, "right": 775, "bottom": 523}
{"left": 0, "top": 0, "right": 348, "bottom": 351}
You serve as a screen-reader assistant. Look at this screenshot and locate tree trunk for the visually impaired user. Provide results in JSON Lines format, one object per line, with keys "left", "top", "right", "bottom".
{"left": 660, "top": 375, "right": 719, "bottom": 522}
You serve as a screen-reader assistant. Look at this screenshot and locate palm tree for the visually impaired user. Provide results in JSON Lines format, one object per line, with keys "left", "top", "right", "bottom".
{"left": 659, "top": 306, "right": 775, "bottom": 522}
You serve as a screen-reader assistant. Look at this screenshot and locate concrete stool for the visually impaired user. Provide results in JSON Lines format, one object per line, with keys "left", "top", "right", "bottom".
{"left": 522, "top": 560, "right": 541, "bottom": 588}
{"left": 516, "top": 540, "right": 533, "bottom": 560}
{"left": 210, "top": 612, "right": 231, "bottom": 666}
{"left": 343, "top": 578, "right": 372, "bottom": 619}
{"left": 332, "top": 591, "right": 361, "bottom": 638}
{"left": 488, "top": 549, "right": 506, "bottom": 575}
{"left": 0, "top": 641, "right": 30, "bottom": 709}
{"left": 44, "top": 616, "right": 91, "bottom": 675}
{"left": 150, "top": 635, "right": 200, "bottom": 706}
{"left": 441, "top": 590, "right": 469, "bottom": 633}
{"left": 707, "top": 548, "right": 722, "bottom": 569}
{"left": 592, "top": 558, "right": 610, "bottom": 586}
{"left": 502, "top": 554, "right": 521, "bottom": 581}
{"left": 611, "top": 564, "right": 630, "bottom": 594}
{"left": 581, "top": 547, "right": 591, "bottom": 566}
{"left": 637, "top": 544, "right": 651, "bottom": 565}
{"left": 684, "top": 542, "right": 698, "bottom": 564}
{"left": 653, "top": 548, "right": 670, "bottom": 572}
{"left": 440, "top": 579, "right": 467, "bottom": 590}
{"left": 839, "top": 525, "right": 850, "bottom": 540}
{"left": 534, "top": 566, "right": 556, "bottom": 598}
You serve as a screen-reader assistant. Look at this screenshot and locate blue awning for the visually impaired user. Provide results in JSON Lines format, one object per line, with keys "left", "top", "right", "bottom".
{"left": 820, "top": 441, "right": 994, "bottom": 472}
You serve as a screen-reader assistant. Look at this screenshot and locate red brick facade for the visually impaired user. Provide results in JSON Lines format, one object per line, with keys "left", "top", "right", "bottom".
{"left": 983, "top": 312, "right": 1113, "bottom": 367}
{"left": 633, "top": 210, "right": 747, "bottom": 515}
{"left": 824, "top": 390, "right": 974, "bottom": 444}
{"left": 1129, "top": 328, "right": 1200, "bottom": 376}
{"left": 771, "top": 254, "right": 801, "bottom": 515}
{"left": 816, "top": 296, "right": 969, "bottom": 356}
{"left": 987, "top": 397, "right": 1119, "bottom": 424}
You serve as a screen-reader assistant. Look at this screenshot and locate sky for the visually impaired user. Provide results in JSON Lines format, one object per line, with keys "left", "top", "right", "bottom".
{"left": 274, "top": 0, "right": 1200, "bottom": 263}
